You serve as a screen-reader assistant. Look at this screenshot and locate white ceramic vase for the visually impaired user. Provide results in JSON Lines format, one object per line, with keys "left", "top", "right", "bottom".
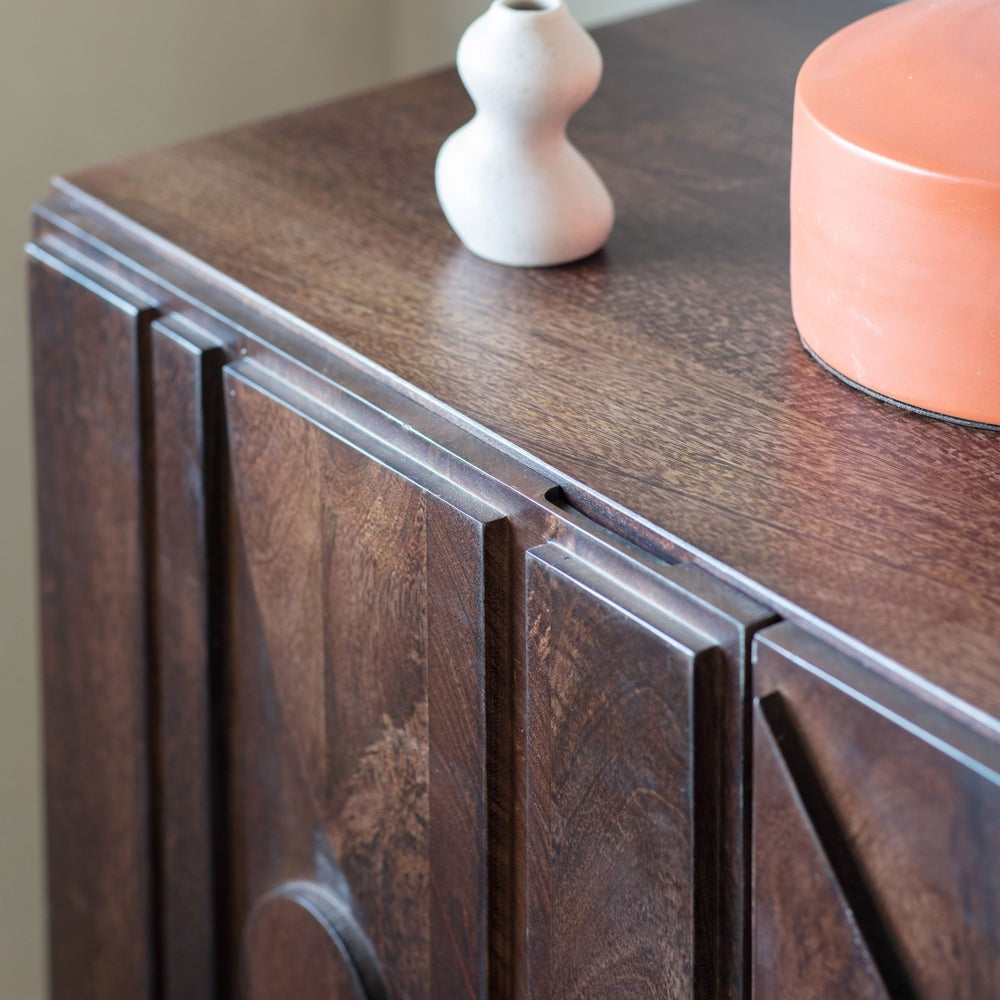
{"left": 435, "top": 0, "right": 615, "bottom": 268}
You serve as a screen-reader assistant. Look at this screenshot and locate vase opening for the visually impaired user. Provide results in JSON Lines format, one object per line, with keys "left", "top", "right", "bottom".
{"left": 500, "top": 0, "right": 559, "bottom": 11}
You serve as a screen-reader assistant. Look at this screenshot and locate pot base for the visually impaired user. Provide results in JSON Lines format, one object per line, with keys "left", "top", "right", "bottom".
{"left": 802, "top": 339, "right": 1000, "bottom": 433}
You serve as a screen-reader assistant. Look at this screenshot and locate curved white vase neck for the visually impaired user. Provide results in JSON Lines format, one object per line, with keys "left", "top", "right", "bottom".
{"left": 435, "top": 0, "right": 615, "bottom": 268}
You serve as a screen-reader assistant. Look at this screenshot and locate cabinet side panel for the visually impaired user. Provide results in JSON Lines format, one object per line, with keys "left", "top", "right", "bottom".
{"left": 30, "top": 251, "right": 155, "bottom": 999}
{"left": 151, "top": 319, "right": 225, "bottom": 1000}
{"left": 524, "top": 545, "right": 702, "bottom": 1000}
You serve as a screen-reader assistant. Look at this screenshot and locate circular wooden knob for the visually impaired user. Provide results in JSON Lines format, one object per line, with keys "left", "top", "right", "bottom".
{"left": 243, "top": 881, "right": 388, "bottom": 1000}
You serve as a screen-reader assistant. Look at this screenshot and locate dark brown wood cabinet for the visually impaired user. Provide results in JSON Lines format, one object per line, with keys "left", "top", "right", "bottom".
{"left": 28, "top": 0, "right": 1000, "bottom": 997}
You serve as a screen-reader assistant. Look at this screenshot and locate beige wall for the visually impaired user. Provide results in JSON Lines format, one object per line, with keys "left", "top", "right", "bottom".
{"left": 0, "top": 2, "right": 669, "bottom": 997}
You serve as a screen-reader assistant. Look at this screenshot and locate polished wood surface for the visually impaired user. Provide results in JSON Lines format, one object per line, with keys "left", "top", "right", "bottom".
{"left": 53, "top": 0, "right": 1000, "bottom": 724}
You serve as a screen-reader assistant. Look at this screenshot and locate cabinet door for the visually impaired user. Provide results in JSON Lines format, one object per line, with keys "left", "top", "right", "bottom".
{"left": 752, "top": 623, "right": 1000, "bottom": 1000}
{"left": 29, "top": 243, "right": 157, "bottom": 1000}
{"left": 224, "top": 360, "right": 506, "bottom": 999}
{"left": 524, "top": 544, "right": 727, "bottom": 1000}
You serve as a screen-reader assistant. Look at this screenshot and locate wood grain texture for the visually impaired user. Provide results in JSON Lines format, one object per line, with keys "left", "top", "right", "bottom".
{"left": 47, "top": 0, "right": 1000, "bottom": 724}
{"left": 753, "top": 624, "right": 1000, "bottom": 999}
{"left": 29, "top": 243, "right": 157, "bottom": 999}
{"left": 150, "top": 316, "right": 225, "bottom": 1000}
{"left": 524, "top": 543, "right": 721, "bottom": 999}
{"left": 545, "top": 511, "right": 777, "bottom": 1000}
{"left": 224, "top": 360, "right": 505, "bottom": 999}
{"left": 752, "top": 697, "right": 891, "bottom": 1000}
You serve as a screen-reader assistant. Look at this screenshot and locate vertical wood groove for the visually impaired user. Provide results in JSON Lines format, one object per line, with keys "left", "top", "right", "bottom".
{"left": 485, "top": 518, "right": 514, "bottom": 1000}
{"left": 138, "top": 308, "right": 163, "bottom": 1000}
{"left": 208, "top": 364, "right": 234, "bottom": 1000}
{"left": 692, "top": 646, "right": 725, "bottom": 1000}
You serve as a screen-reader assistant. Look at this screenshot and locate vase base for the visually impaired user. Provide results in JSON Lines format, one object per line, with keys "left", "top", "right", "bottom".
{"left": 454, "top": 231, "right": 611, "bottom": 269}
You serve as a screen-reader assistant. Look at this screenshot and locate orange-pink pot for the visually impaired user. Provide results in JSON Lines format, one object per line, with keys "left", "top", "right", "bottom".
{"left": 790, "top": 0, "right": 1000, "bottom": 426}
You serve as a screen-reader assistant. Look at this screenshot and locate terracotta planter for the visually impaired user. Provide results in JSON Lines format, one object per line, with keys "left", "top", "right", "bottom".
{"left": 790, "top": 0, "right": 1000, "bottom": 426}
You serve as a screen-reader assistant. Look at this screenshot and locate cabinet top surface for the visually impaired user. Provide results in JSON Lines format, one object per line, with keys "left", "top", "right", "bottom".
{"left": 53, "top": 0, "right": 1000, "bottom": 721}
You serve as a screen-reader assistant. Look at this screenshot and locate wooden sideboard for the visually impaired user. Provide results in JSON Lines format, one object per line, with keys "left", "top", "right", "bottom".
{"left": 28, "top": 0, "right": 1000, "bottom": 997}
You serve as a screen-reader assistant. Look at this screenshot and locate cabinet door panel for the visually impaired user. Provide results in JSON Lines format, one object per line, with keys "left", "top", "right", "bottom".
{"left": 224, "top": 361, "right": 505, "bottom": 999}
{"left": 752, "top": 624, "right": 1000, "bottom": 1000}
{"left": 753, "top": 695, "right": 890, "bottom": 1000}
{"left": 29, "top": 243, "right": 157, "bottom": 1000}
{"left": 524, "top": 544, "right": 721, "bottom": 1000}
{"left": 150, "top": 317, "right": 226, "bottom": 1000}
